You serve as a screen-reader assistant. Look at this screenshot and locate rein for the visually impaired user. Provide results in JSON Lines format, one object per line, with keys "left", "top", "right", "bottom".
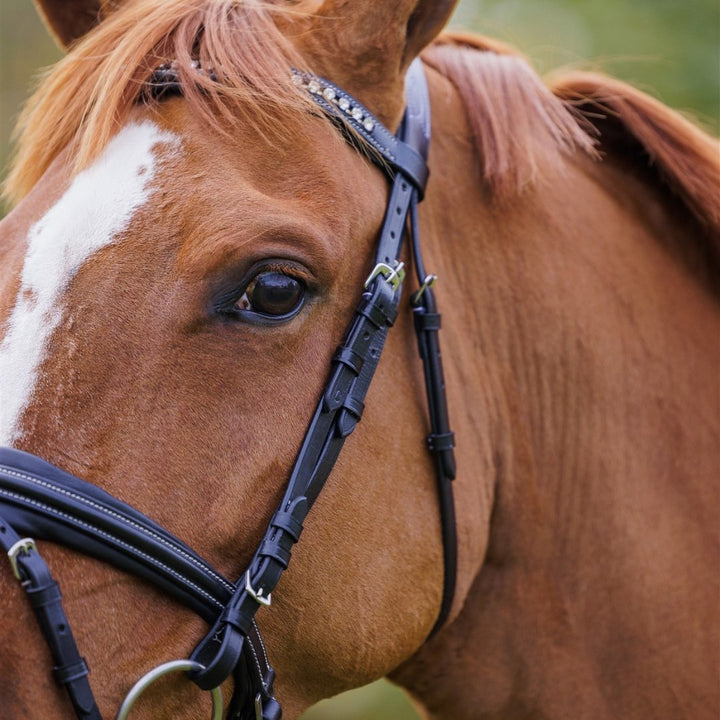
{"left": 0, "top": 59, "right": 456, "bottom": 720}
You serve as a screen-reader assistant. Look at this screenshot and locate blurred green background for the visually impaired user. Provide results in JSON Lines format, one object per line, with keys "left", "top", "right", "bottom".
{"left": 0, "top": 1, "right": 717, "bottom": 717}
{"left": 1, "top": 0, "right": 718, "bottom": 205}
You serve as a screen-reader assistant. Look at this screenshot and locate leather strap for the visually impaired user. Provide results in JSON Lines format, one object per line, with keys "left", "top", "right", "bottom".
{"left": 0, "top": 447, "right": 234, "bottom": 620}
{"left": 408, "top": 196, "right": 457, "bottom": 637}
{"left": 0, "top": 58, "right": 457, "bottom": 720}
{"left": 227, "top": 623, "right": 281, "bottom": 720}
{"left": 190, "top": 59, "right": 457, "bottom": 719}
{"left": 189, "top": 269, "right": 404, "bottom": 697}
{"left": 293, "top": 60, "right": 430, "bottom": 197}
{"left": 0, "top": 514, "right": 102, "bottom": 720}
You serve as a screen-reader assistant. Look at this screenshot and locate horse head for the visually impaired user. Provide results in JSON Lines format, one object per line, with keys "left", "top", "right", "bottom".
{"left": 0, "top": 0, "right": 464, "bottom": 716}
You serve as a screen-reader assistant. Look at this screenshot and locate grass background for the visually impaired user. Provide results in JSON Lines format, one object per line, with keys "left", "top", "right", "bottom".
{"left": 0, "top": 1, "right": 717, "bottom": 717}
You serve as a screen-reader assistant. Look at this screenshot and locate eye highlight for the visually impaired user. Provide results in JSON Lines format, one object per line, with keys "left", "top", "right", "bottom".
{"left": 214, "top": 260, "right": 311, "bottom": 325}
{"left": 236, "top": 270, "right": 305, "bottom": 318}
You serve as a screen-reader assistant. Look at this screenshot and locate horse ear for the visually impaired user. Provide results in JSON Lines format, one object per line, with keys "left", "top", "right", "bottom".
{"left": 33, "top": 0, "right": 110, "bottom": 48}
{"left": 401, "top": 0, "right": 460, "bottom": 67}
{"left": 310, "top": 0, "right": 457, "bottom": 69}
{"left": 300, "top": 0, "right": 457, "bottom": 121}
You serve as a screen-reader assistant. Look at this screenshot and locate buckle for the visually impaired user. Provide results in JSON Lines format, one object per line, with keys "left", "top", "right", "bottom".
{"left": 364, "top": 261, "right": 405, "bottom": 291}
{"left": 7, "top": 538, "right": 37, "bottom": 580}
{"left": 245, "top": 571, "right": 272, "bottom": 607}
{"left": 411, "top": 273, "right": 437, "bottom": 306}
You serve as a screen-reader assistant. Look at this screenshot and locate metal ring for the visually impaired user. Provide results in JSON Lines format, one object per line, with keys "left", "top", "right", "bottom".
{"left": 115, "top": 659, "right": 223, "bottom": 720}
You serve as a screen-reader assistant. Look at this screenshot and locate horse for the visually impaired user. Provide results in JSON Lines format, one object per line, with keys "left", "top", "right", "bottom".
{"left": 1, "top": 1, "right": 718, "bottom": 718}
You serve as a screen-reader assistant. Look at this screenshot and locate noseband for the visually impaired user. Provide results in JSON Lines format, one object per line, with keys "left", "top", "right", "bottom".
{"left": 0, "top": 59, "right": 456, "bottom": 720}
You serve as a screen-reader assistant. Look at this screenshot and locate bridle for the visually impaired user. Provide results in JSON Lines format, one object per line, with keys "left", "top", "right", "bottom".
{"left": 0, "top": 57, "right": 456, "bottom": 720}
{"left": 0, "top": 58, "right": 456, "bottom": 720}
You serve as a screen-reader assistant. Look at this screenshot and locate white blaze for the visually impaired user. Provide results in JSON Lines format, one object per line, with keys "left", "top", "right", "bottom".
{"left": 0, "top": 121, "right": 178, "bottom": 445}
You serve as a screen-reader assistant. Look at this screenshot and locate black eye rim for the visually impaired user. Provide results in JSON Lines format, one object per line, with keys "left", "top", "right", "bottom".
{"left": 214, "top": 259, "right": 311, "bottom": 325}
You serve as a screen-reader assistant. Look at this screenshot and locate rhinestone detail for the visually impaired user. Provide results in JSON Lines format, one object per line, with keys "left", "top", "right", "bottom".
{"left": 292, "top": 71, "right": 376, "bottom": 135}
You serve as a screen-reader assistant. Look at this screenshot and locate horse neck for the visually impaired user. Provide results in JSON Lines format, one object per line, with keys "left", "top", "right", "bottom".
{"left": 396, "top": 72, "right": 719, "bottom": 719}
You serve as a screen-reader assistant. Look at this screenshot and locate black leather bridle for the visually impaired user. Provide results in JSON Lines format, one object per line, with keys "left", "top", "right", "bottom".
{"left": 0, "top": 59, "right": 456, "bottom": 720}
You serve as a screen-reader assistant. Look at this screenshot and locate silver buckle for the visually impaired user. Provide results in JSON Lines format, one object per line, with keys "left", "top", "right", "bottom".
{"left": 364, "top": 261, "right": 405, "bottom": 291}
{"left": 7, "top": 538, "right": 37, "bottom": 580}
{"left": 245, "top": 571, "right": 272, "bottom": 607}
{"left": 411, "top": 273, "right": 437, "bottom": 305}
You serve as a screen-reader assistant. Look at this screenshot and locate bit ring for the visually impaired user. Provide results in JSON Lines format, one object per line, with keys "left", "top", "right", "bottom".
{"left": 116, "top": 659, "right": 222, "bottom": 720}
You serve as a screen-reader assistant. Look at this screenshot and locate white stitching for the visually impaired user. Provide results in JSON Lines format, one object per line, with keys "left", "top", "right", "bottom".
{"left": 0, "top": 466, "right": 234, "bottom": 594}
{"left": 245, "top": 633, "right": 266, "bottom": 689}
{"left": 0, "top": 487, "right": 223, "bottom": 608}
{"left": 0, "top": 486, "right": 229, "bottom": 608}
{"left": 251, "top": 619, "right": 271, "bottom": 668}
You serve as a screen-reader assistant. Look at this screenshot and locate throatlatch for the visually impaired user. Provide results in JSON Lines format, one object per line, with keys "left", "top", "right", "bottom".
{"left": 0, "top": 59, "right": 456, "bottom": 720}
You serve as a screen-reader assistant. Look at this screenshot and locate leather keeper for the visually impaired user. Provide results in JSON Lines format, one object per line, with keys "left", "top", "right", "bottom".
{"left": 258, "top": 539, "right": 292, "bottom": 568}
{"left": 26, "top": 579, "right": 62, "bottom": 608}
{"left": 270, "top": 509, "right": 304, "bottom": 542}
{"left": 54, "top": 658, "right": 90, "bottom": 685}
{"left": 341, "top": 394, "right": 365, "bottom": 420}
{"left": 334, "top": 345, "right": 365, "bottom": 375}
{"left": 427, "top": 431, "right": 455, "bottom": 453}
{"left": 357, "top": 292, "right": 397, "bottom": 329}
{"left": 414, "top": 310, "right": 442, "bottom": 332}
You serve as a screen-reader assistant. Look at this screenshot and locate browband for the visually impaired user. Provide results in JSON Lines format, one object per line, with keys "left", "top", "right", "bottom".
{"left": 0, "top": 58, "right": 456, "bottom": 720}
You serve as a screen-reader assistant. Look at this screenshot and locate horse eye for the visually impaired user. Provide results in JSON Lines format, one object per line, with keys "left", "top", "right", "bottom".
{"left": 235, "top": 271, "right": 305, "bottom": 318}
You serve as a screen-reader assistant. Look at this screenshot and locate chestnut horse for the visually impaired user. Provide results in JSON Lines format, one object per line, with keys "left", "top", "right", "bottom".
{"left": 1, "top": 1, "right": 718, "bottom": 718}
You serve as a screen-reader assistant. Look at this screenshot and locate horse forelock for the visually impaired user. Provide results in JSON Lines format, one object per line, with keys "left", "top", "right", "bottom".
{"left": 6, "top": 6, "right": 606, "bottom": 211}
{"left": 3, "top": 0, "right": 321, "bottom": 206}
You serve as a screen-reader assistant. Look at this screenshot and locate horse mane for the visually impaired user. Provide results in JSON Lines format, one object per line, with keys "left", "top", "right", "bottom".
{"left": 422, "top": 32, "right": 598, "bottom": 197}
{"left": 423, "top": 32, "right": 720, "bottom": 277}
{"left": 550, "top": 71, "right": 720, "bottom": 249}
{"left": 3, "top": 0, "right": 317, "bottom": 204}
{"left": 6, "top": 10, "right": 719, "bottom": 269}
